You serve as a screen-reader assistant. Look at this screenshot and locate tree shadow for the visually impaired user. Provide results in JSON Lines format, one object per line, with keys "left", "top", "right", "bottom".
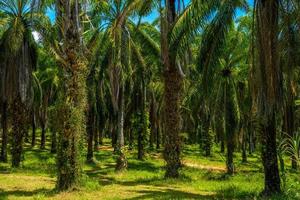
{"left": 126, "top": 189, "right": 216, "bottom": 200}
{"left": 127, "top": 160, "right": 161, "bottom": 172}
{"left": 215, "top": 186, "right": 258, "bottom": 200}
{"left": 114, "top": 176, "right": 164, "bottom": 187}
{"left": 201, "top": 170, "right": 231, "bottom": 181}
{"left": 0, "top": 188, "right": 56, "bottom": 199}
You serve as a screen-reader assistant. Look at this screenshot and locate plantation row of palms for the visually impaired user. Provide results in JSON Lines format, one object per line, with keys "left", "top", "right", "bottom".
{"left": 0, "top": 0, "right": 300, "bottom": 198}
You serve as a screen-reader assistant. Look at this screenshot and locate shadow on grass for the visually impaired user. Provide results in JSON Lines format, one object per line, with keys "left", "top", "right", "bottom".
{"left": 127, "top": 160, "right": 161, "bottom": 172}
{"left": 127, "top": 189, "right": 215, "bottom": 200}
{"left": 216, "top": 186, "right": 257, "bottom": 200}
{"left": 201, "top": 170, "right": 231, "bottom": 181}
{"left": 0, "top": 188, "right": 56, "bottom": 199}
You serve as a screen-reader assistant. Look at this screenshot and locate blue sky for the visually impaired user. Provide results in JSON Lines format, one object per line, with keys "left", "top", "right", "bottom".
{"left": 47, "top": 0, "right": 254, "bottom": 23}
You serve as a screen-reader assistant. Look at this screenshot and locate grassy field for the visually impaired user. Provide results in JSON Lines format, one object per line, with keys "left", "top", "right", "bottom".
{"left": 0, "top": 139, "right": 299, "bottom": 200}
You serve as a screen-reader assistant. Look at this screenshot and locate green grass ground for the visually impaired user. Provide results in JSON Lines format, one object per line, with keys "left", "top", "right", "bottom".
{"left": 0, "top": 138, "right": 299, "bottom": 200}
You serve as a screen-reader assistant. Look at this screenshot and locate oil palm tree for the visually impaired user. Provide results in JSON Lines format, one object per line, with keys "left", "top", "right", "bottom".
{"left": 280, "top": 0, "right": 300, "bottom": 170}
{"left": 160, "top": 0, "right": 214, "bottom": 178}
{"left": 254, "top": 0, "right": 282, "bottom": 195}
{"left": 92, "top": 0, "right": 154, "bottom": 170}
{"left": 0, "top": 0, "right": 42, "bottom": 167}
{"left": 162, "top": 0, "right": 247, "bottom": 177}
{"left": 54, "top": 0, "right": 88, "bottom": 191}
{"left": 35, "top": 50, "right": 60, "bottom": 151}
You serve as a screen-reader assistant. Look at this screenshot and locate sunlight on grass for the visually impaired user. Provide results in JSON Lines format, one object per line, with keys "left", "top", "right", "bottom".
{"left": 0, "top": 141, "right": 299, "bottom": 200}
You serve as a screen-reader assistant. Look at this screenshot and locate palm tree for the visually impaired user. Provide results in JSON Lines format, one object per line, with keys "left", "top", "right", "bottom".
{"left": 159, "top": 0, "right": 248, "bottom": 177}
{"left": 160, "top": 0, "right": 206, "bottom": 178}
{"left": 92, "top": 0, "right": 153, "bottom": 170}
{"left": 54, "top": 0, "right": 87, "bottom": 190}
{"left": 130, "top": 22, "right": 161, "bottom": 159}
{"left": 35, "top": 48, "right": 60, "bottom": 151}
{"left": 255, "top": 0, "right": 282, "bottom": 195}
{"left": 0, "top": 0, "right": 40, "bottom": 167}
{"left": 178, "top": 0, "right": 246, "bottom": 174}
{"left": 280, "top": 0, "right": 300, "bottom": 170}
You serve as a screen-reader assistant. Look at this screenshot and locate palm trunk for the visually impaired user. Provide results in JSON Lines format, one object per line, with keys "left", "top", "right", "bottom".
{"left": 248, "top": 128, "right": 255, "bottom": 154}
{"left": 31, "top": 109, "right": 36, "bottom": 147}
{"left": 149, "top": 95, "right": 156, "bottom": 149}
{"left": 99, "top": 125, "right": 103, "bottom": 145}
{"left": 224, "top": 82, "right": 237, "bottom": 175}
{"left": 40, "top": 94, "right": 49, "bottom": 150}
{"left": 115, "top": 85, "right": 127, "bottom": 171}
{"left": 137, "top": 81, "right": 146, "bottom": 160}
{"left": 261, "top": 113, "right": 281, "bottom": 194}
{"left": 215, "top": 116, "right": 225, "bottom": 153}
{"left": 163, "top": 69, "right": 183, "bottom": 178}
{"left": 40, "top": 121, "right": 46, "bottom": 149}
{"left": 162, "top": 0, "right": 183, "bottom": 178}
{"left": 11, "top": 97, "right": 27, "bottom": 167}
{"left": 256, "top": 0, "right": 281, "bottom": 195}
{"left": 56, "top": 0, "right": 87, "bottom": 191}
{"left": 57, "top": 65, "right": 86, "bottom": 190}
{"left": 156, "top": 121, "right": 161, "bottom": 150}
{"left": 0, "top": 101, "right": 8, "bottom": 162}
{"left": 86, "top": 105, "right": 95, "bottom": 162}
{"left": 149, "top": 126, "right": 154, "bottom": 149}
{"left": 24, "top": 126, "right": 29, "bottom": 143}
{"left": 221, "top": 140, "right": 225, "bottom": 154}
{"left": 241, "top": 128, "right": 247, "bottom": 163}
{"left": 202, "top": 113, "right": 212, "bottom": 157}
{"left": 94, "top": 117, "right": 99, "bottom": 152}
{"left": 111, "top": 116, "right": 117, "bottom": 149}
{"left": 51, "top": 131, "right": 57, "bottom": 154}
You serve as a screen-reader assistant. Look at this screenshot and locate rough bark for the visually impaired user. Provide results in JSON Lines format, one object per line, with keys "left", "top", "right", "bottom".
{"left": 163, "top": 69, "right": 183, "bottom": 178}
{"left": 0, "top": 101, "right": 8, "bottom": 162}
{"left": 56, "top": 0, "right": 87, "bottom": 191}
{"left": 256, "top": 0, "right": 282, "bottom": 195}
{"left": 162, "top": 0, "right": 183, "bottom": 178}
{"left": 11, "top": 97, "right": 27, "bottom": 167}
{"left": 86, "top": 105, "right": 95, "bottom": 162}
{"left": 261, "top": 114, "right": 281, "bottom": 195}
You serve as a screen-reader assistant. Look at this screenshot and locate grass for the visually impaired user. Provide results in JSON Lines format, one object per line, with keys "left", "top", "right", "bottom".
{"left": 0, "top": 138, "right": 299, "bottom": 200}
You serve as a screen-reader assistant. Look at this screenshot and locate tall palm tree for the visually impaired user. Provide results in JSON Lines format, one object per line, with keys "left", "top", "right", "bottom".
{"left": 0, "top": 0, "right": 40, "bottom": 167}
{"left": 92, "top": 0, "right": 153, "bottom": 170}
{"left": 280, "top": 0, "right": 300, "bottom": 170}
{"left": 255, "top": 0, "right": 282, "bottom": 195}
{"left": 54, "top": 0, "right": 87, "bottom": 190}
{"left": 160, "top": 0, "right": 209, "bottom": 178}
{"left": 159, "top": 0, "right": 249, "bottom": 177}
{"left": 35, "top": 49, "right": 60, "bottom": 151}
